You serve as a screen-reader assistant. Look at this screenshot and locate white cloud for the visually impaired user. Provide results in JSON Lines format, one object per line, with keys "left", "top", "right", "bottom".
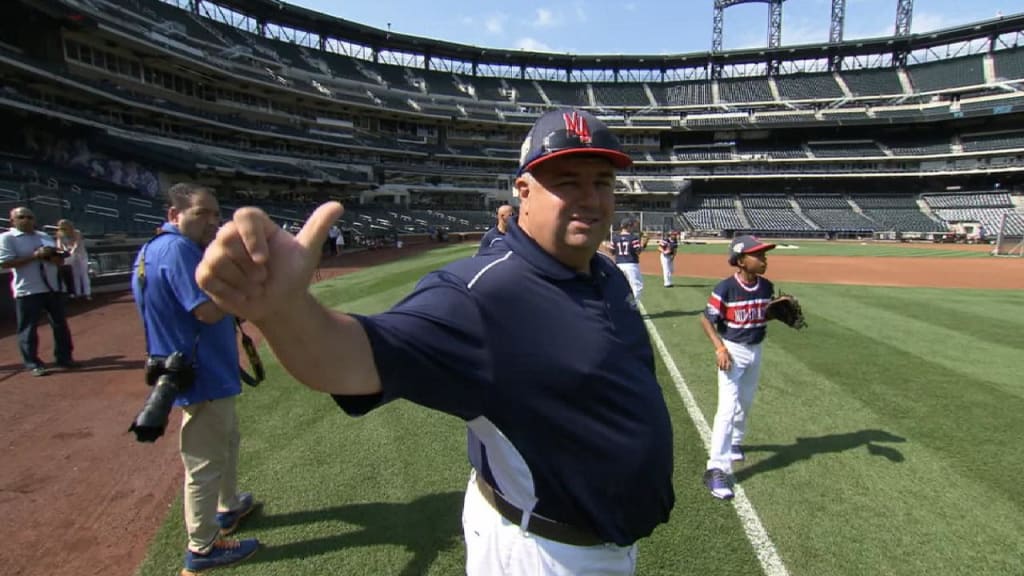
{"left": 624, "top": 2, "right": 637, "bottom": 12}
{"left": 574, "top": 0, "right": 588, "bottom": 23}
{"left": 535, "top": 8, "right": 559, "bottom": 28}
{"left": 484, "top": 14, "right": 507, "bottom": 35}
{"left": 516, "top": 37, "right": 553, "bottom": 52}
{"left": 911, "top": 12, "right": 952, "bottom": 34}
{"left": 780, "top": 20, "right": 830, "bottom": 47}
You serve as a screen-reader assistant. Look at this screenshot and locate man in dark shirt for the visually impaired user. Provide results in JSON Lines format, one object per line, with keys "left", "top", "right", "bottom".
{"left": 477, "top": 204, "right": 515, "bottom": 255}
{"left": 196, "top": 108, "right": 675, "bottom": 575}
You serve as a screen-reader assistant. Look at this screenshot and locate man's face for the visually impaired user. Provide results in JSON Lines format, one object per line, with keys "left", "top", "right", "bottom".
{"left": 10, "top": 209, "right": 35, "bottom": 233}
{"left": 170, "top": 191, "right": 220, "bottom": 248}
{"left": 515, "top": 155, "right": 616, "bottom": 268}
{"left": 497, "top": 206, "right": 514, "bottom": 227}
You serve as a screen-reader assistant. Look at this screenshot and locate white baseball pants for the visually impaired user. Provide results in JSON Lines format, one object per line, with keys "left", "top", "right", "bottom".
{"left": 616, "top": 263, "right": 643, "bottom": 302}
{"left": 659, "top": 254, "right": 674, "bottom": 287}
{"left": 707, "top": 340, "right": 763, "bottom": 474}
{"left": 462, "top": 471, "right": 637, "bottom": 576}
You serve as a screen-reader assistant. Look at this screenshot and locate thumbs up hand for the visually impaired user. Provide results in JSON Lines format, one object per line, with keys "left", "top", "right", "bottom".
{"left": 196, "top": 202, "right": 344, "bottom": 324}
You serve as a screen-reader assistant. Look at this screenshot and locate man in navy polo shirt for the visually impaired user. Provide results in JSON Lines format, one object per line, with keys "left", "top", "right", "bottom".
{"left": 131, "top": 183, "right": 259, "bottom": 573}
{"left": 196, "top": 109, "right": 675, "bottom": 575}
{"left": 477, "top": 204, "right": 514, "bottom": 255}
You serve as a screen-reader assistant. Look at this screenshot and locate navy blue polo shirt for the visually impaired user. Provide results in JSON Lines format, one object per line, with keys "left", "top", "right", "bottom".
{"left": 131, "top": 223, "right": 240, "bottom": 406}
{"left": 336, "top": 221, "right": 674, "bottom": 546}
{"left": 476, "top": 227, "right": 507, "bottom": 255}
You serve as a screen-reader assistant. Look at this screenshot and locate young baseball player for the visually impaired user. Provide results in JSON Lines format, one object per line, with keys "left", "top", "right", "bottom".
{"left": 613, "top": 219, "right": 645, "bottom": 302}
{"left": 658, "top": 231, "right": 678, "bottom": 287}
{"left": 699, "top": 235, "right": 777, "bottom": 500}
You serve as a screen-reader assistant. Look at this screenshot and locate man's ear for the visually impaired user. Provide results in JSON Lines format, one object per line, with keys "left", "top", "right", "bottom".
{"left": 514, "top": 176, "right": 530, "bottom": 201}
{"left": 167, "top": 206, "right": 179, "bottom": 224}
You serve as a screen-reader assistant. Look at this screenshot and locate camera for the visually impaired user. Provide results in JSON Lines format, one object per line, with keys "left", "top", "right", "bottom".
{"left": 128, "top": 351, "right": 195, "bottom": 443}
{"left": 36, "top": 245, "right": 70, "bottom": 259}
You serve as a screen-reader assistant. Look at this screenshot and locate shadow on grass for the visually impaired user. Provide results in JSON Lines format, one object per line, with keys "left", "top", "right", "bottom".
{"left": 643, "top": 309, "right": 704, "bottom": 320}
{"left": 735, "top": 429, "right": 907, "bottom": 483}
{"left": 250, "top": 491, "right": 464, "bottom": 576}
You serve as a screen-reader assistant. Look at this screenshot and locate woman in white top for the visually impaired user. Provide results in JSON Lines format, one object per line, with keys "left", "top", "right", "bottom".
{"left": 56, "top": 219, "right": 91, "bottom": 300}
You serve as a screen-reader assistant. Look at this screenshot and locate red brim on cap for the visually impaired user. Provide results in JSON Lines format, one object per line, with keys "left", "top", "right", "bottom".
{"left": 744, "top": 242, "right": 777, "bottom": 255}
{"left": 525, "top": 148, "right": 633, "bottom": 173}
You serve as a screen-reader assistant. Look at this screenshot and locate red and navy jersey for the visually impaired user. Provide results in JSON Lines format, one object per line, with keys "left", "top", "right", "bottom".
{"left": 658, "top": 237, "right": 677, "bottom": 256}
{"left": 704, "top": 274, "right": 775, "bottom": 345}
{"left": 613, "top": 232, "right": 642, "bottom": 264}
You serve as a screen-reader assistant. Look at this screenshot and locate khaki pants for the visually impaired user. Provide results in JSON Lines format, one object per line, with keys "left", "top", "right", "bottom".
{"left": 180, "top": 396, "right": 242, "bottom": 553}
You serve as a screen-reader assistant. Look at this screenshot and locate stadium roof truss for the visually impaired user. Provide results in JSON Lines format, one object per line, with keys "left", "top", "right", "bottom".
{"left": 174, "top": 0, "right": 1023, "bottom": 82}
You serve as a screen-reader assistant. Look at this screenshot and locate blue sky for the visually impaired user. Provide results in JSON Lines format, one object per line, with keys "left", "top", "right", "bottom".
{"left": 287, "top": 0, "right": 1015, "bottom": 55}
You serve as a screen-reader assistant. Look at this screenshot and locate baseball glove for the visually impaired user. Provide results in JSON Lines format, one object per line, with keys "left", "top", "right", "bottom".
{"left": 767, "top": 293, "right": 807, "bottom": 330}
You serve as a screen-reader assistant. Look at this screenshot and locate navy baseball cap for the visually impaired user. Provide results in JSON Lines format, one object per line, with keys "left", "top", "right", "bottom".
{"left": 517, "top": 109, "right": 633, "bottom": 176}
{"left": 729, "top": 235, "right": 776, "bottom": 266}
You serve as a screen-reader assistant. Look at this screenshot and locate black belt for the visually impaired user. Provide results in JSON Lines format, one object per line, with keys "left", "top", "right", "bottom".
{"left": 475, "top": 474, "right": 604, "bottom": 547}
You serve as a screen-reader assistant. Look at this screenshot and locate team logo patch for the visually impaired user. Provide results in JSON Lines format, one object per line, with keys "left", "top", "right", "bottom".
{"left": 732, "top": 243, "right": 744, "bottom": 253}
{"left": 562, "top": 111, "right": 592, "bottom": 144}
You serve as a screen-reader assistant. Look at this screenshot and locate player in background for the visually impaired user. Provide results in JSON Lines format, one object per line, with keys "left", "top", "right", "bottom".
{"left": 658, "top": 230, "right": 678, "bottom": 288}
{"left": 699, "top": 235, "right": 777, "bottom": 500}
{"left": 477, "top": 204, "right": 515, "bottom": 255}
{"left": 613, "top": 219, "right": 646, "bottom": 303}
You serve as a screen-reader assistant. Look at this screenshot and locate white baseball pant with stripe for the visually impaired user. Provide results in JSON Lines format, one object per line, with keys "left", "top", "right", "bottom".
{"left": 707, "top": 340, "right": 763, "bottom": 474}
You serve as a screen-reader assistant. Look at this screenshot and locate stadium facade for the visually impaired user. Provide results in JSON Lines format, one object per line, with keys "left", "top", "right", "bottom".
{"left": 0, "top": 0, "right": 1022, "bottom": 244}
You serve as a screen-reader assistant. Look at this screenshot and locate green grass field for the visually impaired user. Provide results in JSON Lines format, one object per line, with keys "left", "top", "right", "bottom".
{"left": 137, "top": 244, "right": 1024, "bottom": 576}
{"left": 667, "top": 241, "right": 992, "bottom": 258}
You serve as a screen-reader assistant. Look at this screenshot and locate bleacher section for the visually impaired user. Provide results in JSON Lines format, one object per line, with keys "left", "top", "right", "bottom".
{"left": 842, "top": 68, "right": 904, "bottom": 96}
{"left": 718, "top": 78, "right": 774, "bottom": 103}
{"left": 803, "top": 209, "right": 877, "bottom": 231}
{"left": 592, "top": 83, "right": 650, "bottom": 107}
{"left": 908, "top": 56, "right": 986, "bottom": 92}
{"left": 655, "top": 81, "right": 712, "bottom": 106}
{"left": 960, "top": 132, "right": 1024, "bottom": 152}
{"left": 993, "top": 47, "right": 1024, "bottom": 81}
{"left": 775, "top": 73, "right": 844, "bottom": 100}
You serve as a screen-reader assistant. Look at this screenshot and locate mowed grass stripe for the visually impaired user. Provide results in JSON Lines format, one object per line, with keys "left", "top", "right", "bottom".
{"left": 803, "top": 286, "right": 1023, "bottom": 397}
{"left": 673, "top": 243, "right": 988, "bottom": 258}
{"left": 640, "top": 278, "right": 1024, "bottom": 576}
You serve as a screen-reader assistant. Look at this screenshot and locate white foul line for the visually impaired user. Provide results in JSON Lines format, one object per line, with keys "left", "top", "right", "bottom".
{"left": 639, "top": 302, "right": 790, "bottom": 576}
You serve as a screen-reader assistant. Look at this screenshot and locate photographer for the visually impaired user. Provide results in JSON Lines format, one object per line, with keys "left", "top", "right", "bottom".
{"left": 131, "top": 183, "right": 259, "bottom": 573}
{"left": 0, "top": 207, "right": 76, "bottom": 376}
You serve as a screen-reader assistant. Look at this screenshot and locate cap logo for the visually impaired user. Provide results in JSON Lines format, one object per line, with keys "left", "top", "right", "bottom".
{"left": 732, "top": 243, "right": 744, "bottom": 253}
{"left": 562, "top": 111, "right": 592, "bottom": 145}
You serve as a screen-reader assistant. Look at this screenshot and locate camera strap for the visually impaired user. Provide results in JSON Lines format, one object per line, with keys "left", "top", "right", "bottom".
{"left": 137, "top": 230, "right": 264, "bottom": 387}
{"left": 236, "top": 319, "right": 264, "bottom": 387}
{"left": 136, "top": 231, "right": 201, "bottom": 362}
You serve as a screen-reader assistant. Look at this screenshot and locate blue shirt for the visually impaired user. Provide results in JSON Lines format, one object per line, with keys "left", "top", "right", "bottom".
{"left": 336, "top": 220, "right": 674, "bottom": 546}
{"left": 131, "top": 223, "right": 240, "bottom": 406}
{"left": 476, "top": 226, "right": 507, "bottom": 255}
{"left": 0, "top": 229, "right": 64, "bottom": 297}
{"left": 704, "top": 274, "right": 775, "bottom": 345}
{"left": 658, "top": 237, "right": 678, "bottom": 256}
{"left": 613, "top": 232, "right": 642, "bottom": 264}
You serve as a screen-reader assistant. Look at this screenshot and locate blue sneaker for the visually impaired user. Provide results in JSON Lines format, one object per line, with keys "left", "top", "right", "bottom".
{"left": 216, "top": 492, "right": 257, "bottom": 536}
{"left": 729, "top": 444, "right": 745, "bottom": 462}
{"left": 182, "top": 538, "right": 259, "bottom": 574}
{"left": 703, "top": 468, "right": 734, "bottom": 500}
